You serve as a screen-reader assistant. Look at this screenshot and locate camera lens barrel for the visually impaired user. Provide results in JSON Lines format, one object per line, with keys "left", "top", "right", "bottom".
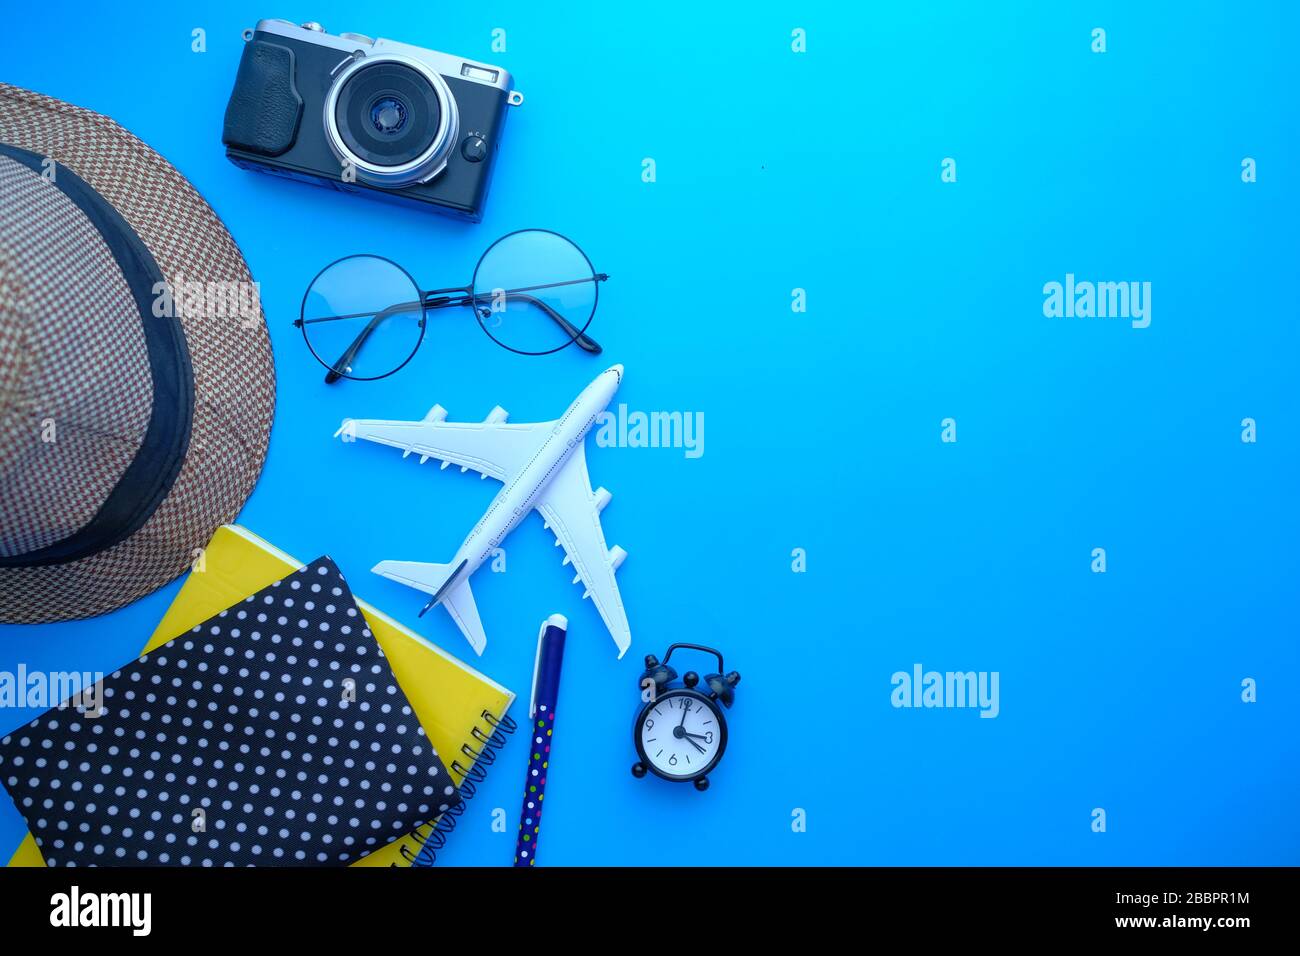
{"left": 323, "top": 53, "right": 460, "bottom": 187}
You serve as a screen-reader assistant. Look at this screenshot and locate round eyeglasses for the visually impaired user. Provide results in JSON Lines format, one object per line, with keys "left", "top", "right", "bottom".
{"left": 295, "top": 228, "right": 606, "bottom": 382}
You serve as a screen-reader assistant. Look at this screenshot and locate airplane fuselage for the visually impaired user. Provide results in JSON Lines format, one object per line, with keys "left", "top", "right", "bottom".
{"left": 447, "top": 367, "right": 621, "bottom": 586}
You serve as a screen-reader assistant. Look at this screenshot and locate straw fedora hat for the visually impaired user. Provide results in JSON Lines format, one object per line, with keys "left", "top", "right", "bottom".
{"left": 0, "top": 84, "right": 275, "bottom": 623}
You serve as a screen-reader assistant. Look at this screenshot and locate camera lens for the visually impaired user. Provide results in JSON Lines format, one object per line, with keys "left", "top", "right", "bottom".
{"left": 325, "top": 56, "right": 458, "bottom": 186}
{"left": 336, "top": 61, "right": 438, "bottom": 165}
{"left": 369, "top": 96, "right": 407, "bottom": 135}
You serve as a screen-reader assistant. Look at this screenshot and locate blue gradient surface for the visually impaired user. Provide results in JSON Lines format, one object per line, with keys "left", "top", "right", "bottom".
{"left": 1, "top": 2, "right": 1296, "bottom": 865}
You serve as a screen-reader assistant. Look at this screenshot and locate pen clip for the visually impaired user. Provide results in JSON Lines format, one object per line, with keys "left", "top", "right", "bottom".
{"left": 529, "top": 619, "right": 547, "bottom": 719}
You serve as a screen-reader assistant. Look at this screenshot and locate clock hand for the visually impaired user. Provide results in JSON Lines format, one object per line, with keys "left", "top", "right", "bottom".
{"left": 682, "top": 731, "right": 709, "bottom": 740}
{"left": 686, "top": 736, "right": 706, "bottom": 754}
{"left": 678, "top": 701, "right": 690, "bottom": 729}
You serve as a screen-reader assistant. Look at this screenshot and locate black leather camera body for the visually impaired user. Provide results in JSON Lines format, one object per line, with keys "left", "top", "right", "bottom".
{"left": 222, "top": 19, "right": 522, "bottom": 222}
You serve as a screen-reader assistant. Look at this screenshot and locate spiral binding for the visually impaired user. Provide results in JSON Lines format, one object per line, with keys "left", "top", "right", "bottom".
{"left": 393, "top": 710, "right": 517, "bottom": 867}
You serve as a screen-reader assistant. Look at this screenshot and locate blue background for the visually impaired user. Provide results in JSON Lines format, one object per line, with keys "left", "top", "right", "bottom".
{"left": 1, "top": 2, "right": 1297, "bottom": 865}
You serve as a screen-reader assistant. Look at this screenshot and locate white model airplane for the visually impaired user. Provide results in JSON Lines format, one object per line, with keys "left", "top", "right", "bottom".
{"left": 334, "top": 365, "right": 631, "bottom": 658}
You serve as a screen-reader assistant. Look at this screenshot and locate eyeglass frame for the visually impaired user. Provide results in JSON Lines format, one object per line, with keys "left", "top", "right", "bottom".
{"left": 293, "top": 228, "right": 608, "bottom": 384}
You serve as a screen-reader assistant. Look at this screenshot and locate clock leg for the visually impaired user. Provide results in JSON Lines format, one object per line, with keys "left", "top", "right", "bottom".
{"left": 694, "top": 776, "right": 709, "bottom": 792}
{"left": 632, "top": 762, "right": 647, "bottom": 778}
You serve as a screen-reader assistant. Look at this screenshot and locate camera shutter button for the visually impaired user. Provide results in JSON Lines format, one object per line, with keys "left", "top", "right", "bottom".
{"left": 461, "top": 134, "right": 488, "bottom": 163}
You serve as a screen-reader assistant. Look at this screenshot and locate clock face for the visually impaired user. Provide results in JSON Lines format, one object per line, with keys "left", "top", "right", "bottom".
{"left": 636, "top": 690, "right": 726, "bottom": 780}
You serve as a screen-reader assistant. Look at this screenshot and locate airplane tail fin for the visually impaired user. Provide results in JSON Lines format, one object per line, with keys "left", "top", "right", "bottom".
{"left": 372, "top": 559, "right": 459, "bottom": 596}
{"left": 437, "top": 578, "right": 486, "bottom": 656}
{"left": 371, "top": 559, "right": 487, "bottom": 656}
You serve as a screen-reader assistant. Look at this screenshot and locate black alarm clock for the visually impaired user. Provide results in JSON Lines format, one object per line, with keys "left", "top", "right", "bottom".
{"left": 631, "top": 643, "right": 740, "bottom": 791}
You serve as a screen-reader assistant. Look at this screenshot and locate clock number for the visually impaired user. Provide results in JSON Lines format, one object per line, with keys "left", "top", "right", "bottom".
{"left": 668, "top": 754, "right": 678, "bottom": 767}
{"left": 705, "top": 731, "right": 714, "bottom": 744}
{"left": 644, "top": 718, "right": 654, "bottom": 731}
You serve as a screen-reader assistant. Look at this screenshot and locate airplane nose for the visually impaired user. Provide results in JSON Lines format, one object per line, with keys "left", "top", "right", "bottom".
{"left": 608, "top": 364, "right": 624, "bottom": 383}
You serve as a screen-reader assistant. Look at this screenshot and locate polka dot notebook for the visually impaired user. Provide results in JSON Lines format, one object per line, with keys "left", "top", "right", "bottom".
{"left": 0, "top": 556, "right": 461, "bottom": 867}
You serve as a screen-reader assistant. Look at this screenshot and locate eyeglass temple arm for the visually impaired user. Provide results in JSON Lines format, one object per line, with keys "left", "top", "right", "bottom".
{"left": 465, "top": 290, "right": 602, "bottom": 354}
{"left": 323, "top": 298, "right": 436, "bottom": 385}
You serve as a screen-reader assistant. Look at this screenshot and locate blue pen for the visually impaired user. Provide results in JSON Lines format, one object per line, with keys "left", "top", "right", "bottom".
{"left": 514, "top": 614, "right": 567, "bottom": 866}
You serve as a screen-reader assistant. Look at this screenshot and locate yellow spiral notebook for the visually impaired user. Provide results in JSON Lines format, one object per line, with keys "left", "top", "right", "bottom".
{"left": 6, "top": 524, "right": 515, "bottom": 868}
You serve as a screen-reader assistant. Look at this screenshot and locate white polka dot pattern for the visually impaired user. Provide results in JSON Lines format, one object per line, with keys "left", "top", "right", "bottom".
{"left": 0, "top": 556, "right": 460, "bottom": 866}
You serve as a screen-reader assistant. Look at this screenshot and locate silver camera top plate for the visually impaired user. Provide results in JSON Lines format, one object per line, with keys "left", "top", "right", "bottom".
{"left": 250, "top": 19, "right": 519, "bottom": 98}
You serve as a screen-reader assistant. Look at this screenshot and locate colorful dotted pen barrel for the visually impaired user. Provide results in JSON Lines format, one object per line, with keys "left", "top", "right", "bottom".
{"left": 514, "top": 614, "right": 567, "bottom": 866}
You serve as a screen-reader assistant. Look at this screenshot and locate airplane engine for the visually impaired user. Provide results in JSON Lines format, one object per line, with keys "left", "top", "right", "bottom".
{"left": 593, "top": 487, "right": 612, "bottom": 512}
{"left": 608, "top": 545, "right": 627, "bottom": 571}
{"left": 422, "top": 404, "right": 448, "bottom": 423}
{"left": 484, "top": 406, "right": 509, "bottom": 424}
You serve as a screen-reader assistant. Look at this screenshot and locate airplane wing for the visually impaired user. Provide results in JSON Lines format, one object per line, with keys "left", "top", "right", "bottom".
{"left": 335, "top": 405, "right": 552, "bottom": 481}
{"left": 533, "top": 442, "right": 631, "bottom": 657}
